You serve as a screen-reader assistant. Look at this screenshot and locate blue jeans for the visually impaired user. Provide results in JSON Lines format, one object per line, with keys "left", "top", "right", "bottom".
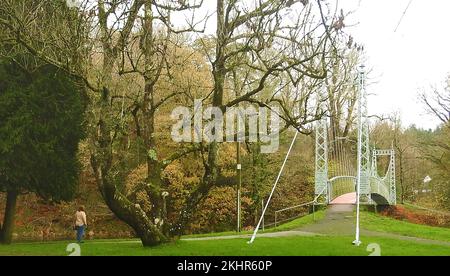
{"left": 76, "top": 225, "right": 85, "bottom": 243}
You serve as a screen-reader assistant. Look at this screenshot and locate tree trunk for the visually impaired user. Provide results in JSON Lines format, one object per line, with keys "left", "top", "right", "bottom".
{"left": 90, "top": 0, "right": 168, "bottom": 247}
{"left": 91, "top": 86, "right": 167, "bottom": 247}
{"left": 202, "top": 0, "right": 226, "bottom": 195}
{"left": 101, "top": 180, "right": 167, "bottom": 246}
{"left": 0, "top": 190, "right": 18, "bottom": 244}
{"left": 173, "top": 0, "right": 226, "bottom": 234}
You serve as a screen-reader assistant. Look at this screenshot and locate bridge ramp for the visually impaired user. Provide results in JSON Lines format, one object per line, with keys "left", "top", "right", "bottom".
{"left": 296, "top": 205, "right": 356, "bottom": 236}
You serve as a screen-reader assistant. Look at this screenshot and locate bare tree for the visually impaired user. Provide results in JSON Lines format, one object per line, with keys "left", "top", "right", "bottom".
{"left": 420, "top": 77, "right": 450, "bottom": 125}
{"left": 0, "top": 0, "right": 206, "bottom": 246}
{"left": 175, "top": 0, "right": 347, "bottom": 230}
{"left": 326, "top": 45, "right": 362, "bottom": 139}
{"left": 0, "top": 0, "right": 351, "bottom": 245}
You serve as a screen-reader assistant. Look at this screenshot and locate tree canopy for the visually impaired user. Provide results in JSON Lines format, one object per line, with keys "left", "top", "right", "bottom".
{"left": 0, "top": 58, "right": 86, "bottom": 200}
{"left": 0, "top": 57, "right": 86, "bottom": 243}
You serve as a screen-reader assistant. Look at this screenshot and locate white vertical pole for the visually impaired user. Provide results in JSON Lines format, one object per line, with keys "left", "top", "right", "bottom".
{"left": 353, "top": 65, "right": 365, "bottom": 247}
{"left": 248, "top": 131, "right": 299, "bottom": 244}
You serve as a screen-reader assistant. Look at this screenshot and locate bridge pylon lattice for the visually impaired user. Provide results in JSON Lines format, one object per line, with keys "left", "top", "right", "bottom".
{"left": 314, "top": 89, "right": 329, "bottom": 203}
{"left": 314, "top": 66, "right": 397, "bottom": 206}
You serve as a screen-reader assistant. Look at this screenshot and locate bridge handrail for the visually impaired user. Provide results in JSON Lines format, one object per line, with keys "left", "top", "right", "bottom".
{"left": 328, "top": 176, "right": 357, "bottom": 202}
{"left": 273, "top": 185, "right": 328, "bottom": 227}
{"left": 275, "top": 201, "right": 315, "bottom": 214}
{"left": 328, "top": 175, "right": 356, "bottom": 182}
{"left": 369, "top": 175, "right": 391, "bottom": 202}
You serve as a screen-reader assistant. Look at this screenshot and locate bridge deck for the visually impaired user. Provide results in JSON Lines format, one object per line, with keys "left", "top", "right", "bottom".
{"left": 330, "top": 192, "right": 356, "bottom": 205}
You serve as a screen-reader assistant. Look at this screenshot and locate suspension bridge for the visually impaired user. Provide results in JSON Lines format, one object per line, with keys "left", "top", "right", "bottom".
{"left": 314, "top": 65, "right": 396, "bottom": 207}
{"left": 249, "top": 65, "right": 397, "bottom": 244}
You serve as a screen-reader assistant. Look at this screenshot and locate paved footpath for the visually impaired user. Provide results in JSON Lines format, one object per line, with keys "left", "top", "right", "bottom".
{"left": 297, "top": 204, "right": 356, "bottom": 236}
{"left": 182, "top": 230, "right": 321, "bottom": 241}
{"left": 296, "top": 204, "right": 450, "bottom": 247}
{"left": 183, "top": 205, "right": 356, "bottom": 241}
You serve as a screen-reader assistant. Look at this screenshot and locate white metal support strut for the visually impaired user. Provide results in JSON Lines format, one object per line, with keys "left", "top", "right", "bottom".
{"left": 248, "top": 131, "right": 299, "bottom": 244}
{"left": 354, "top": 64, "right": 367, "bottom": 247}
{"left": 315, "top": 117, "right": 329, "bottom": 201}
{"left": 315, "top": 86, "right": 329, "bottom": 202}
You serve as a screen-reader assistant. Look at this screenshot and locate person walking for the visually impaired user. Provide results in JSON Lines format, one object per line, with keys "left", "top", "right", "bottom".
{"left": 75, "top": 206, "right": 87, "bottom": 243}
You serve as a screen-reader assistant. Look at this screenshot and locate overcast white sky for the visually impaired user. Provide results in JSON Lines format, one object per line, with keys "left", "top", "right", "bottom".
{"left": 175, "top": 0, "right": 450, "bottom": 129}
{"left": 340, "top": 0, "right": 450, "bottom": 129}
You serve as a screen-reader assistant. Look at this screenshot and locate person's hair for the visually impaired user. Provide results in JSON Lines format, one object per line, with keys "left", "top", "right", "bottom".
{"left": 78, "top": 206, "right": 85, "bottom": 212}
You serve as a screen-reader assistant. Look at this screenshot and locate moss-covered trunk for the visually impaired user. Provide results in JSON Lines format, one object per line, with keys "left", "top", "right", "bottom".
{"left": 91, "top": 85, "right": 168, "bottom": 247}
{"left": 102, "top": 178, "right": 167, "bottom": 246}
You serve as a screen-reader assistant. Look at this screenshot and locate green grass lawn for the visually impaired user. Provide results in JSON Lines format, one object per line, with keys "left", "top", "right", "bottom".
{"left": 361, "top": 212, "right": 450, "bottom": 242}
{"left": 1, "top": 235, "right": 449, "bottom": 256}
{"left": 0, "top": 211, "right": 449, "bottom": 256}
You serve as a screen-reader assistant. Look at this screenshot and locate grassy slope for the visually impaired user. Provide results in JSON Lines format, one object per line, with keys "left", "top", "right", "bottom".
{"left": 361, "top": 212, "right": 450, "bottom": 242}
{"left": 182, "top": 210, "right": 326, "bottom": 239}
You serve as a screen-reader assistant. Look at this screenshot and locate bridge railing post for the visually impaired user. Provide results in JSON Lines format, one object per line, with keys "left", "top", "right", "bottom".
{"left": 327, "top": 181, "right": 331, "bottom": 204}
{"left": 274, "top": 212, "right": 277, "bottom": 228}
{"left": 313, "top": 203, "right": 315, "bottom": 221}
